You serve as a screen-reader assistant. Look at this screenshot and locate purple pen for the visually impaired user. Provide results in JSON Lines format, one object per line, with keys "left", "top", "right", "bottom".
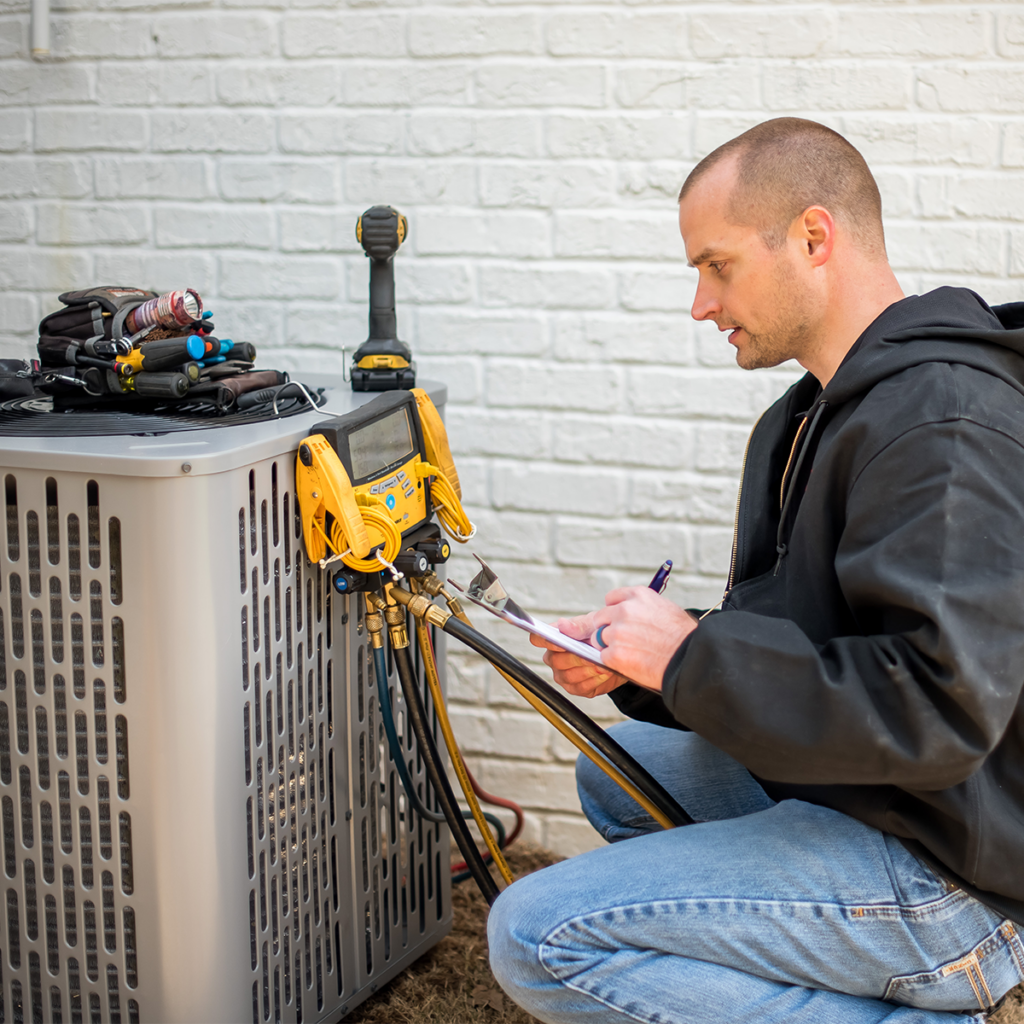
{"left": 648, "top": 559, "right": 673, "bottom": 594}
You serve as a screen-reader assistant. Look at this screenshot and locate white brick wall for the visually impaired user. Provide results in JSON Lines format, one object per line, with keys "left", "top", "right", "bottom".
{"left": 1, "top": 0, "right": 1022, "bottom": 857}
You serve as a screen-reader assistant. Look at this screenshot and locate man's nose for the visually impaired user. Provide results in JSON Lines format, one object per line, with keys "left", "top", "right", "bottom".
{"left": 690, "top": 278, "right": 721, "bottom": 322}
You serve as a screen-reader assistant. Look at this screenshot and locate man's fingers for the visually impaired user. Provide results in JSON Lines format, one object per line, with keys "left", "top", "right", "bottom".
{"left": 554, "top": 612, "right": 603, "bottom": 641}
{"left": 603, "top": 585, "right": 651, "bottom": 607}
{"left": 529, "top": 633, "right": 567, "bottom": 652}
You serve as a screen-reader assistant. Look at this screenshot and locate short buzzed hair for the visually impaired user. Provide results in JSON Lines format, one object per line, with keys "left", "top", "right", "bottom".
{"left": 679, "top": 118, "right": 886, "bottom": 257}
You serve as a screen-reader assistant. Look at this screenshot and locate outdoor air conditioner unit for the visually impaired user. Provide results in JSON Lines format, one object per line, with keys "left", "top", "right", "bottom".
{"left": 0, "top": 374, "right": 452, "bottom": 1023}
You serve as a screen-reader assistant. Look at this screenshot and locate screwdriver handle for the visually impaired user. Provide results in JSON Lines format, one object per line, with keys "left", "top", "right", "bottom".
{"left": 138, "top": 335, "right": 205, "bottom": 372}
{"left": 130, "top": 372, "right": 190, "bottom": 399}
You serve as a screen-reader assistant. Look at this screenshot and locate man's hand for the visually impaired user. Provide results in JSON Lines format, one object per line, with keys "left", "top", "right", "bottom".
{"left": 530, "top": 587, "right": 698, "bottom": 698}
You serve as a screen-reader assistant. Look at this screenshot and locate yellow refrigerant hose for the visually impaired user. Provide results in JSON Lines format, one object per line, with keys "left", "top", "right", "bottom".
{"left": 415, "top": 614, "right": 514, "bottom": 886}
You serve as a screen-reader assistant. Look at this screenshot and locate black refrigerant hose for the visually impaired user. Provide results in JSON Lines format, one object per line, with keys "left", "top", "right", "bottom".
{"left": 391, "top": 643, "right": 502, "bottom": 905}
{"left": 441, "top": 616, "right": 695, "bottom": 829}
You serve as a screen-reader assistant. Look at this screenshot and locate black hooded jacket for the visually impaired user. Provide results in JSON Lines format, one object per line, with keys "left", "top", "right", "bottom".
{"left": 612, "top": 287, "right": 1024, "bottom": 925}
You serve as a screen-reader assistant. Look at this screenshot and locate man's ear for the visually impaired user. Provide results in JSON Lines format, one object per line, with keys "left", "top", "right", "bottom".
{"left": 796, "top": 206, "right": 835, "bottom": 267}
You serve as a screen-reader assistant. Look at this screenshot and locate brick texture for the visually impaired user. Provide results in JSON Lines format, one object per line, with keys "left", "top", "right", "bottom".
{"left": 2, "top": 1, "right": 1021, "bottom": 855}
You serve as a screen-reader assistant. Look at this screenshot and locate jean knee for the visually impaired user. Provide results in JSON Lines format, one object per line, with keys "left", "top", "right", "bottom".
{"left": 488, "top": 873, "right": 555, "bottom": 1001}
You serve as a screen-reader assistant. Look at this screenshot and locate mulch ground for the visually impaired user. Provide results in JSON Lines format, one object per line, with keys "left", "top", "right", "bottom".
{"left": 345, "top": 843, "right": 555, "bottom": 1024}
{"left": 346, "top": 843, "right": 1024, "bottom": 1023}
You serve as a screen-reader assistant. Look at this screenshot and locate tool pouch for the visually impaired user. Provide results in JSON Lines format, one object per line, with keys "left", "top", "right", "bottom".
{"left": 188, "top": 370, "right": 287, "bottom": 412}
{"left": 0, "top": 359, "right": 39, "bottom": 399}
{"left": 38, "top": 286, "right": 156, "bottom": 346}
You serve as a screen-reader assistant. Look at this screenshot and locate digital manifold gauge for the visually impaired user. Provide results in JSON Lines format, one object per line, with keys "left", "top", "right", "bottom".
{"left": 307, "top": 390, "right": 454, "bottom": 593}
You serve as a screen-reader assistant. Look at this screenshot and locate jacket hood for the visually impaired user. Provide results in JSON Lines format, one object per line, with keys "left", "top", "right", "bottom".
{"left": 822, "top": 287, "right": 1024, "bottom": 406}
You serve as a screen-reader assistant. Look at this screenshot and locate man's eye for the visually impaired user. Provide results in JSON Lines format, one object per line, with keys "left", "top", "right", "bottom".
{"left": 709, "top": 262, "right": 726, "bottom": 274}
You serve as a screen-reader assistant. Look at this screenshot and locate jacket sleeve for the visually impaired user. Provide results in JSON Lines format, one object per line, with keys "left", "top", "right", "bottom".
{"left": 661, "top": 418, "right": 1024, "bottom": 790}
{"left": 610, "top": 683, "right": 690, "bottom": 730}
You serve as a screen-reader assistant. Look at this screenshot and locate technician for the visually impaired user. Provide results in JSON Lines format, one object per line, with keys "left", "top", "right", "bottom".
{"left": 488, "top": 117, "right": 1024, "bottom": 1023}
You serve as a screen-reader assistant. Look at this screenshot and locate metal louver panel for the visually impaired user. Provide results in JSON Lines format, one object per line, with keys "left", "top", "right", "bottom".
{"left": 0, "top": 374, "right": 452, "bottom": 1022}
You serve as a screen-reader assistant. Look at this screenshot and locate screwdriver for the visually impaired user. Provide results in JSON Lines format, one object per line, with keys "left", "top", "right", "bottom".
{"left": 116, "top": 336, "right": 206, "bottom": 375}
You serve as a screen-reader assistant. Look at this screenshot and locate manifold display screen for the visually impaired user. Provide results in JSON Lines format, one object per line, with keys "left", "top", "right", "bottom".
{"left": 349, "top": 408, "right": 414, "bottom": 480}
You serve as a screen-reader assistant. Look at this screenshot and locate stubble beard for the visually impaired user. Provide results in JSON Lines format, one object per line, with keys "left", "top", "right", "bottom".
{"left": 731, "top": 258, "right": 815, "bottom": 370}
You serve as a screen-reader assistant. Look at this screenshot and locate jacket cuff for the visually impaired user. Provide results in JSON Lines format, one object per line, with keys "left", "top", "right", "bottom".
{"left": 660, "top": 628, "right": 698, "bottom": 719}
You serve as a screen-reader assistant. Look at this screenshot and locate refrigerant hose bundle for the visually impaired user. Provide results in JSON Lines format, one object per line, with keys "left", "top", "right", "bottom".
{"left": 364, "top": 576, "right": 694, "bottom": 907}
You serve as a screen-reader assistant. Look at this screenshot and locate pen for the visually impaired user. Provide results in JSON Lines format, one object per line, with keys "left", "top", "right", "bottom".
{"left": 648, "top": 559, "right": 672, "bottom": 594}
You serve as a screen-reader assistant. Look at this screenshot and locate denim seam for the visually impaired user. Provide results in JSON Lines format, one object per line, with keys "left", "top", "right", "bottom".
{"left": 1004, "top": 923, "right": 1024, "bottom": 978}
{"left": 538, "top": 892, "right": 965, "bottom": 951}
{"left": 883, "top": 920, "right": 1018, "bottom": 1009}
{"left": 851, "top": 887, "right": 975, "bottom": 922}
{"left": 553, "top": 976, "right": 664, "bottom": 1024}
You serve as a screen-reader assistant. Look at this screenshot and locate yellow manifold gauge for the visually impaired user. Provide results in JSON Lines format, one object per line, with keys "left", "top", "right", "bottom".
{"left": 296, "top": 389, "right": 473, "bottom": 593}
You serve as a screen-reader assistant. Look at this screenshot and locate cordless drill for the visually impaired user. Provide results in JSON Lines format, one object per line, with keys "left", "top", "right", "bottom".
{"left": 350, "top": 205, "right": 416, "bottom": 392}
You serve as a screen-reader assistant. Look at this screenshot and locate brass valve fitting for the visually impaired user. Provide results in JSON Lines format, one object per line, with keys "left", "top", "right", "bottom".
{"left": 388, "top": 586, "right": 452, "bottom": 630}
{"left": 364, "top": 610, "right": 385, "bottom": 649}
{"left": 384, "top": 602, "right": 409, "bottom": 649}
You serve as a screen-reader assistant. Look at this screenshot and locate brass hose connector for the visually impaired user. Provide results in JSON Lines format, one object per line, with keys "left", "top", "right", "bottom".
{"left": 384, "top": 602, "right": 409, "bottom": 649}
{"left": 418, "top": 573, "right": 445, "bottom": 596}
{"left": 389, "top": 586, "right": 452, "bottom": 630}
{"left": 413, "top": 573, "right": 467, "bottom": 619}
{"left": 365, "top": 612, "right": 384, "bottom": 649}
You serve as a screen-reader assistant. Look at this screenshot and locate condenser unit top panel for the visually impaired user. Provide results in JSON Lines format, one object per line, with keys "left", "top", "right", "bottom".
{"left": 0, "top": 376, "right": 446, "bottom": 479}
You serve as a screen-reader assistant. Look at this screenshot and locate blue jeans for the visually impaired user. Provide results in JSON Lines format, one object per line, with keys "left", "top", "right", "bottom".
{"left": 488, "top": 721, "right": 1024, "bottom": 1024}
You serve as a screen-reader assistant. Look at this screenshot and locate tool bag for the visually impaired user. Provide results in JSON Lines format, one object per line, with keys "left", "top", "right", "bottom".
{"left": 37, "top": 287, "right": 158, "bottom": 366}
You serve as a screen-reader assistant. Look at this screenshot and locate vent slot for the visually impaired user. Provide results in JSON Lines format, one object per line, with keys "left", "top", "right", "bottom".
{"left": 23, "top": 860, "right": 36, "bottom": 941}
{"left": 74, "top": 713, "right": 89, "bottom": 795}
{"left": 26, "top": 511, "right": 40, "bottom": 597}
{"left": 70, "top": 615, "right": 84, "bottom": 697}
{"left": 79, "top": 807, "right": 93, "bottom": 890}
{"left": 123, "top": 908, "right": 137, "bottom": 988}
{"left": 50, "top": 577, "right": 63, "bottom": 664}
{"left": 5, "top": 475, "right": 18, "bottom": 562}
{"left": 118, "top": 813, "right": 133, "bottom": 895}
{"left": 30, "top": 610, "right": 44, "bottom": 694}
{"left": 86, "top": 481, "right": 100, "bottom": 570}
{"left": 111, "top": 618, "right": 125, "bottom": 704}
{"left": 6, "top": 888, "right": 19, "bottom": 968}
{"left": 101, "top": 872, "right": 115, "bottom": 952}
{"left": 40, "top": 802, "right": 53, "bottom": 884}
{"left": 58, "top": 771, "right": 71, "bottom": 854}
{"left": 115, "top": 720, "right": 129, "bottom": 806}
{"left": 84, "top": 902, "right": 97, "bottom": 981}
{"left": 67, "top": 514, "right": 81, "bottom": 603}
{"left": 35, "top": 707, "right": 49, "bottom": 790}
{"left": 93, "top": 681, "right": 107, "bottom": 764}
{"left": 45, "top": 895, "right": 58, "bottom": 975}
{"left": 10, "top": 576, "right": 22, "bottom": 660}
{"left": 14, "top": 672, "right": 27, "bottom": 756}
{"left": 97, "top": 777, "right": 111, "bottom": 861}
{"left": 0, "top": 703, "right": 10, "bottom": 785}
{"left": 239, "top": 509, "right": 247, "bottom": 595}
{"left": 108, "top": 518, "right": 122, "bottom": 606}
{"left": 45, "top": 478, "right": 59, "bottom": 566}
{"left": 53, "top": 679, "right": 67, "bottom": 759}
{"left": 62, "top": 865, "right": 76, "bottom": 947}
{"left": 89, "top": 581, "right": 104, "bottom": 668}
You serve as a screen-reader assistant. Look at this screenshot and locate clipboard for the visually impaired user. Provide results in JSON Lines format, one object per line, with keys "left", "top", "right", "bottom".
{"left": 449, "top": 556, "right": 607, "bottom": 669}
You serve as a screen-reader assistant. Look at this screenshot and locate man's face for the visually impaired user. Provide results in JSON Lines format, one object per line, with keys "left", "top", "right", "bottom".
{"left": 678, "top": 162, "right": 816, "bottom": 370}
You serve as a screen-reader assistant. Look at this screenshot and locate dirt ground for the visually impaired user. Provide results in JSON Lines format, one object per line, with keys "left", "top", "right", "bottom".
{"left": 346, "top": 843, "right": 1024, "bottom": 1024}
